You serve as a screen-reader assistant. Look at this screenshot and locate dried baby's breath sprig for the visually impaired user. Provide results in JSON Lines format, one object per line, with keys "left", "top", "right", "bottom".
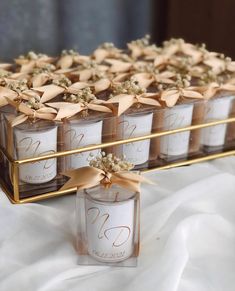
{"left": 63, "top": 87, "right": 96, "bottom": 104}
{"left": 163, "top": 38, "right": 184, "bottom": 48}
{"left": 99, "top": 42, "right": 116, "bottom": 50}
{"left": 137, "top": 62, "right": 157, "bottom": 74}
{"left": 80, "top": 60, "right": 98, "bottom": 70}
{"left": 61, "top": 49, "right": 79, "bottom": 56}
{"left": 25, "top": 95, "right": 43, "bottom": 110}
{"left": 18, "top": 51, "right": 47, "bottom": 60}
{"left": 129, "top": 34, "right": 151, "bottom": 47}
{"left": 52, "top": 75, "right": 72, "bottom": 88}
{"left": 111, "top": 80, "right": 146, "bottom": 96}
{"left": 7, "top": 79, "right": 29, "bottom": 93}
{"left": 175, "top": 74, "right": 191, "bottom": 88}
{"left": 89, "top": 152, "right": 134, "bottom": 173}
{"left": 32, "top": 64, "right": 56, "bottom": 76}
{"left": 0, "top": 69, "right": 11, "bottom": 78}
{"left": 196, "top": 69, "right": 218, "bottom": 86}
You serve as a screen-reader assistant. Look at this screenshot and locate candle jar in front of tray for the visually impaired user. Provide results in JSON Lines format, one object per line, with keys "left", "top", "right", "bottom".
{"left": 76, "top": 184, "right": 140, "bottom": 267}
{"left": 111, "top": 107, "right": 153, "bottom": 169}
{"left": 158, "top": 102, "right": 194, "bottom": 162}
{"left": 201, "top": 94, "right": 235, "bottom": 153}
{"left": 5, "top": 116, "right": 59, "bottom": 199}
{"left": 62, "top": 112, "right": 109, "bottom": 171}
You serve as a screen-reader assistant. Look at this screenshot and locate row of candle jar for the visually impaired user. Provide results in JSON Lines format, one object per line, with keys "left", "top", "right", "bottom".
{"left": 1, "top": 95, "right": 235, "bottom": 185}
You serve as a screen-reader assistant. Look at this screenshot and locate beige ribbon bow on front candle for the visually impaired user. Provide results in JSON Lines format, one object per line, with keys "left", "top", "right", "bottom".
{"left": 60, "top": 166, "right": 152, "bottom": 193}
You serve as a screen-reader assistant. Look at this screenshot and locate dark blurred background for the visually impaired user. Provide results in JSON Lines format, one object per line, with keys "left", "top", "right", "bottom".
{"left": 0, "top": 0, "right": 234, "bottom": 60}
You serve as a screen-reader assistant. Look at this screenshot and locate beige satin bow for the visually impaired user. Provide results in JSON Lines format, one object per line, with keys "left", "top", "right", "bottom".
{"left": 0, "top": 86, "right": 18, "bottom": 107}
{"left": 15, "top": 54, "right": 55, "bottom": 73}
{"left": 60, "top": 166, "right": 153, "bottom": 193}
{"left": 203, "top": 55, "right": 226, "bottom": 75}
{"left": 131, "top": 71, "right": 175, "bottom": 88}
{"left": 162, "top": 40, "right": 203, "bottom": 65}
{"left": 33, "top": 81, "right": 90, "bottom": 103}
{"left": 161, "top": 87, "right": 203, "bottom": 107}
{"left": 127, "top": 35, "right": 160, "bottom": 59}
{"left": 6, "top": 98, "right": 57, "bottom": 127}
{"left": 0, "top": 81, "right": 35, "bottom": 107}
{"left": 57, "top": 52, "right": 90, "bottom": 69}
{"left": 107, "top": 92, "right": 161, "bottom": 116}
{"left": 199, "top": 82, "right": 235, "bottom": 99}
{"left": 93, "top": 44, "right": 123, "bottom": 63}
{"left": 46, "top": 99, "right": 112, "bottom": 120}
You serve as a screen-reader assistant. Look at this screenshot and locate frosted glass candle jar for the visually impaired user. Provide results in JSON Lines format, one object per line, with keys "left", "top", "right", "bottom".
{"left": 160, "top": 103, "right": 194, "bottom": 159}
{"left": 64, "top": 119, "right": 103, "bottom": 170}
{"left": 114, "top": 112, "right": 153, "bottom": 166}
{"left": 14, "top": 122, "right": 57, "bottom": 184}
{"left": 201, "top": 96, "right": 234, "bottom": 150}
{"left": 77, "top": 185, "right": 140, "bottom": 267}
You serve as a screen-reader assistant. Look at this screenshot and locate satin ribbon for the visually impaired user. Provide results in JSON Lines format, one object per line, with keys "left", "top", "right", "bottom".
{"left": 0, "top": 86, "right": 18, "bottom": 107}
{"left": 131, "top": 72, "right": 175, "bottom": 88}
{"left": 60, "top": 166, "right": 153, "bottom": 193}
{"left": 15, "top": 56, "right": 55, "bottom": 73}
{"left": 162, "top": 41, "right": 203, "bottom": 65}
{"left": 199, "top": 82, "right": 235, "bottom": 99}
{"left": 68, "top": 64, "right": 109, "bottom": 82}
{"left": 46, "top": 99, "right": 112, "bottom": 121}
{"left": 107, "top": 93, "right": 161, "bottom": 116}
{"left": 6, "top": 98, "right": 57, "bottom": 127}
{"left": 93, "top": 46, "right": 123, "bottom": 63}
{"left": 127, "top": 42, "right": 159, "bottom": 60}
{"left": 57, "top": 54, "right": 90, "bottom": 69}
{"left": 33, "top": 81, "right": 90, "bottom": 103}
{"left": 161, "top": 87, "right": 203, "bottom": 107}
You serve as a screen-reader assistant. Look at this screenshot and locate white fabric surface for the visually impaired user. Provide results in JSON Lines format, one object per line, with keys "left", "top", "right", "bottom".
{"left": 1, "top": 157, "right": 235, "bottom": 291}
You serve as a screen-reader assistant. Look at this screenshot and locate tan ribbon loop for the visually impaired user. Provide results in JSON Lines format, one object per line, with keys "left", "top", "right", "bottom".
{"left": 60, "top": 166, "right": 153, "bottom": 192}
{"left": 201, "top": 82, "right": 235, "bottom": 99}
{"left": 46, "top": 99, "right": 112, "bottom": 121}
{"left": 161, "top": 88, "right": 203, "bottom": 107}
{"left": 0, "top": 86, "right": 18, "bottom": 107}
{"left": 107, "top": 93, "right": 161, "bottom": 116}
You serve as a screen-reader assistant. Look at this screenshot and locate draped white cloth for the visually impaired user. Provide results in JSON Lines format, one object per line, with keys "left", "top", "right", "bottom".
{"left": 1, "top": 157, "right": 235, "bottom": 291}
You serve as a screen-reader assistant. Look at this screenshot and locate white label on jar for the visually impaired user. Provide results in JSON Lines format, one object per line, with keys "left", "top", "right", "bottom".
{"left": 116, "top": 112, "right": 153, "bottom": 165}
{"left": 85, "top": 197, "right": 135, "bottom": 263}
{"left": 201, "top": 97, "right": 233, "bottom": 147}
{"left": 15, "top": 126, "right": 57, "bottom": 184}
{"left": 65, "top": 120, "right": 103, "bottom": 169}
{"left": 160, "top": 104, "right": 194, "bottom": 156}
